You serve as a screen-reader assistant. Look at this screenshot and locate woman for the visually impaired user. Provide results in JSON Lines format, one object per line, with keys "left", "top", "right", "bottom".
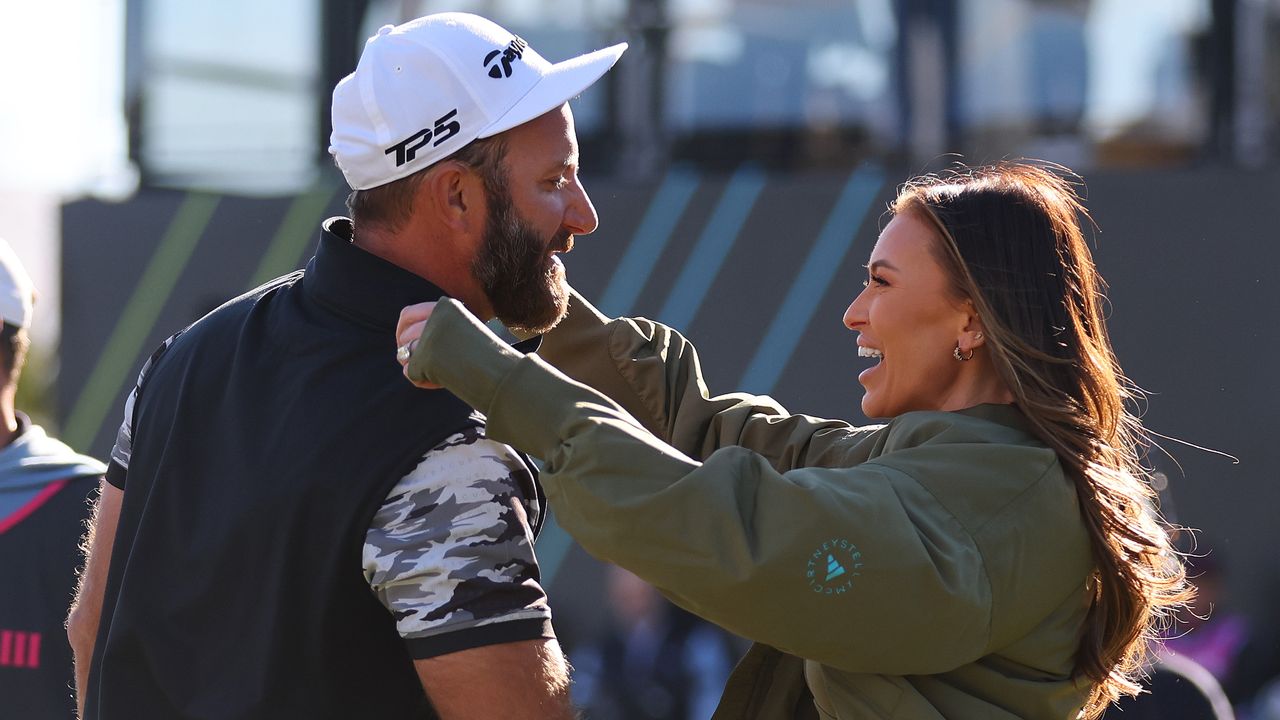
{"left": 396, "top": 162, "right": 1188, "bottom": 719}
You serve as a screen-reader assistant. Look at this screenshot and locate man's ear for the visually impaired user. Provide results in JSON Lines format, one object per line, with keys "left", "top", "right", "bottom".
{"left": 424, "top": 161, "right": 485, "bottom": 234}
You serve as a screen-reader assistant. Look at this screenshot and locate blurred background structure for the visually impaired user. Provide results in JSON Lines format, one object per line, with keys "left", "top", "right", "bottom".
{"left": 4, "top": 0, "right": 1280, "bottom": 717}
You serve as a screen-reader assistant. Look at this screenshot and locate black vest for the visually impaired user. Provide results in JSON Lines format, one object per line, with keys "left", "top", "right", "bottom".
{"left": 87, "top": 220, "right": 539, "bottom": 718}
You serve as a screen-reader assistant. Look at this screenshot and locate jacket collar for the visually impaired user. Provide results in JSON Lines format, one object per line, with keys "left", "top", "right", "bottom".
{"left": 957, "top": 403, "right": 1032, "bottom": 434}
{"left": 303, "top": 217, "right": 446, "bottom": 331}
{"left": 302, "top": 217, "right": 542, "bottom": 353}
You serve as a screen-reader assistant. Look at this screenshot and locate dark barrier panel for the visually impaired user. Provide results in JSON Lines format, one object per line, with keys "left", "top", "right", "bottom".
{"left": 60, "top": 167, "right": 1280, "bottom": 623}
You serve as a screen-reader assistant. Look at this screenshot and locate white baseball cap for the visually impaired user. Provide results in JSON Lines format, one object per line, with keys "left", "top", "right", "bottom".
{"left": 330, "top": 13, "right": 627, "bottom": 191}
{"left": 0, "top": 240, "right": 33, "bottom": 329}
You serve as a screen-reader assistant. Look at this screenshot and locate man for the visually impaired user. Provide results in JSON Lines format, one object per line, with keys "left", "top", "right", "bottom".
{"left": 571, "top": 565, "right": 739, "bottom": 720}
{"left": 66, "top": 13, "right": 624, "bottom": 719}
{"left": 0, "top": 240, "right": 106, "bottom": 718}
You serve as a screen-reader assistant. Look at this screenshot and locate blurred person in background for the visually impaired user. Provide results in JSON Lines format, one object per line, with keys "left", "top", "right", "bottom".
{"left": 65, "top": 13, "right": 624, "bottom": 719}
{"left": 1167, "top": 556, "right": 1250, "bottom": 682}
{"left": 0, "top": 240, "right": 106, "bottom": 718}
{"left": 397, "top": 162, "right": 1191, "bottom": 719}
{"left": 1104, "top": 652, "right": 1235, "bottom": 719}
{"left": 1164, "top": 555, "right": 1280, "bottom": 717}
{"left": 1247, "top": 668, "right": 1280, "bottom": 720}
{"left": 571, "top": 564, "right": 738, "bottom": 719}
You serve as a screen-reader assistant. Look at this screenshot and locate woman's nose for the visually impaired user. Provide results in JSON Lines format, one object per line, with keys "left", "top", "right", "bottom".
{"left": 843, "top": 291, "right": 867, "bottom": 330}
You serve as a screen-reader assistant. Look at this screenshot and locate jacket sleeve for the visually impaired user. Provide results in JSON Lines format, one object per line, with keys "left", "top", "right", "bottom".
{"left": 410, "top": 300, "right": 993, "bottom": 675}
{"left": 535, "top": 289, "right": 882, "bottom": 471}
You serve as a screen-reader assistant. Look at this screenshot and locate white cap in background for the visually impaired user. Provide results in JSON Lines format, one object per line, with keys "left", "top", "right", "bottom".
{"left": 0, "top": 240, "right": 34, "bottom": 329}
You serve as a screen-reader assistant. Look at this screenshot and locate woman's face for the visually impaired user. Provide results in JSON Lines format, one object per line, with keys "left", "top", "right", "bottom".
{"left": 843, "top": 212, "right": 976, "bottom": 419}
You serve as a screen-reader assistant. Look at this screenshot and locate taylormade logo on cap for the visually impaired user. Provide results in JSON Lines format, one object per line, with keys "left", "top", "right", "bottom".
{"left": 329, "top": 13, "right": 626, "bottom": 191}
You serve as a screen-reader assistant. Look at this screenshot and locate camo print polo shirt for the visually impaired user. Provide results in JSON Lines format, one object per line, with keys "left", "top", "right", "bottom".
{"left": 111, "top": 339, "right": 551, "bottom": 657}
{"left": 361, "top": 424, "right": 551, "bottom": 652}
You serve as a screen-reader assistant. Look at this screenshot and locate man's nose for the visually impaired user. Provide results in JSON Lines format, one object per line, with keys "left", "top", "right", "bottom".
{"left": 564, "top": 176, "right": 599, "bottom": 236}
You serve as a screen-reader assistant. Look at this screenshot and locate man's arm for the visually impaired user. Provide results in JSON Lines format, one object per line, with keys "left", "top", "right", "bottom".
{"left": 364, "top": 428, "right": 570, "bottom": 717}
{"left": 415, "top": 638, "right": 573, "bottom": 719}
{"left": 66, "top": 479, "right": 122, "bottom": 717}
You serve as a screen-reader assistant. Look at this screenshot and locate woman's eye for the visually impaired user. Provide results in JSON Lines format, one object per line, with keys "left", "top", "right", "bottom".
{"left": 868, "top": 274, "right": 888, "bottom": 287}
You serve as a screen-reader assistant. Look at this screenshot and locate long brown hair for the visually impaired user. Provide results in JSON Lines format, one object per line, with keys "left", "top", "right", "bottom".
{"left": 892, "top": 162, "right": 1189, "bottom": 718}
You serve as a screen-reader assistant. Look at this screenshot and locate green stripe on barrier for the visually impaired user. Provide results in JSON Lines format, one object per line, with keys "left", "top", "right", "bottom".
{"left": 64, "top": 192, "right": 221, "bottom": 449}
{"left": 247, "top": 183, "right": 337, "bottom": 289}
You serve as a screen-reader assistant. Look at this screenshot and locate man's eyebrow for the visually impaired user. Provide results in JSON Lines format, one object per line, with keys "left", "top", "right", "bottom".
{"left": 547, "top": 153, "right": 577, "bottom": 173}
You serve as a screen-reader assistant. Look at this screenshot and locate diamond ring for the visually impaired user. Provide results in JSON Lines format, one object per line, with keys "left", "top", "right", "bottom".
{"left": 396, "top": 342, "right": 415, "bottom": 364}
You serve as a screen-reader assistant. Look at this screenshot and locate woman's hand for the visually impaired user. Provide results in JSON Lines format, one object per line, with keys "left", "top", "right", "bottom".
{"left": 396, "top": 302, "right": 442, "bottom": 389}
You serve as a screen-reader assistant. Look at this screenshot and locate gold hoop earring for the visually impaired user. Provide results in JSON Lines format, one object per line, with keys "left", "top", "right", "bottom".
{"left": 953, "top": 345, "right": 974, "bottom": 361}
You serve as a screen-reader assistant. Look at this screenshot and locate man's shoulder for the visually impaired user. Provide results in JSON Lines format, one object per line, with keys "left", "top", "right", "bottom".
{"left": 397, "top": 427, "right": 534, "bottom": 499}
{"left": 142, "top": 271, "right": 307, "bottom": 378}
{"left": 180, "top": 271, "right": 304, "bottom": 340}
{"left": 376, "top": 426, "right": 541, "bottom": 533}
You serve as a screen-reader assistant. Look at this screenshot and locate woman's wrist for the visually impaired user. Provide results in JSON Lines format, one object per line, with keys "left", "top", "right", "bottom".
{"left": 408, "top": 298, "right": 523, "bottom": 413}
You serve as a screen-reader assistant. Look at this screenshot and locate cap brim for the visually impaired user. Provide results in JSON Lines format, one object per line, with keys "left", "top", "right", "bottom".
{"left": 478, "top": 42, "right": 627, "bottom": 138}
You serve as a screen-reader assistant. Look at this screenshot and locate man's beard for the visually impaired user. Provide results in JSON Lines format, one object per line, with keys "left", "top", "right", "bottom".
{"left": 471, "top": 183, "right": 571, "bottom": 335}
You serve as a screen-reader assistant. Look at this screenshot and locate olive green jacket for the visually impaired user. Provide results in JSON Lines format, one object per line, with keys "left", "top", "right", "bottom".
{"left": 408, "top": 293, "right": 1095, "bottom": 719}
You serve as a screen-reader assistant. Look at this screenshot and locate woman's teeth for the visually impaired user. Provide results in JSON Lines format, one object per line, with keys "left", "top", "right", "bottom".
{"left": 857, "top": 347, "right": 883, "bottom": 359}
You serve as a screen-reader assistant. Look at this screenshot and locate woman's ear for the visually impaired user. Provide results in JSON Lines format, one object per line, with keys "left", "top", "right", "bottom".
{"left": 958, "top": 299, "right": 987, "bottom": 352}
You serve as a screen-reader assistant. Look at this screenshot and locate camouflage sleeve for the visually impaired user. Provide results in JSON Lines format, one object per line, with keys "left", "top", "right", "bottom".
{"left": 363, "top": 426, "right": 553, "bottom": 659}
